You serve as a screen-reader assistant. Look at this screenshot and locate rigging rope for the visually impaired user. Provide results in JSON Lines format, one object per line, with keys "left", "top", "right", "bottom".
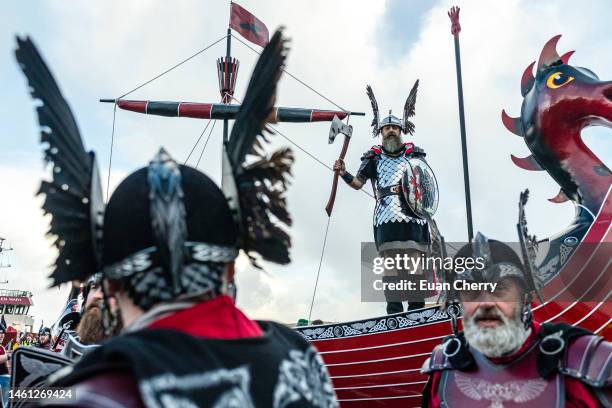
{"left": 118, "top": 34, "right": 227, "bottom": 99}
{"left": 196, "top": 120, "right": 218, "bottom": 168}
{"left": 231, "top": 33, "right": 348, "bottom": 112}
{"left": 184, "top": 120, "right": 213, "bottom": 165}
{"left": 103, "top": 32, "right": 383, "bottom": 323}
{"left": 105, "top": 103, "right": 117, "bottom": 201}
{"left": 106, "top": 34, "right": 226, "bottom": 198}
{"left": 270, "top": 124, "right": 375, "bottom": 200}
{"left": 306, "top": 114, "right": 352, "bottom": 322}
{"left": 308, "top": 216, "right": 331, "bottom": 322}
{"left": 229, "top": 96, "right": 375, "bottom": 200}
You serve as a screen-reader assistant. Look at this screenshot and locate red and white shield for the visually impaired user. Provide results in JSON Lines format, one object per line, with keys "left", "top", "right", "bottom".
{"left": 401, "top": 158, "right": 439, "bottom": 219}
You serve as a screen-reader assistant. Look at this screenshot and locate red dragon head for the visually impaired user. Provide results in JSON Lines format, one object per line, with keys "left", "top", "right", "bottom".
{"left": 502, "top": 35, "right": 612, "bottom": 215}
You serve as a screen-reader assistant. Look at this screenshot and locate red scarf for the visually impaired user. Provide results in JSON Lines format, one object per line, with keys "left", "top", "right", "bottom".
{"left": 148, "top": 295, "right": 262, "bottom": 339}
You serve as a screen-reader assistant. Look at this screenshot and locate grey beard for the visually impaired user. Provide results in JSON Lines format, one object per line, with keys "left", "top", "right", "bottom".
{"left": 382, "top": 135, "right": 403, "bottom": 153}
{"left": 463, "top": 306, "right": 531, "bottom": 358}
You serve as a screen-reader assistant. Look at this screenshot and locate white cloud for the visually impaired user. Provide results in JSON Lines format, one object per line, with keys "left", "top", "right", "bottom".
{"left": 1, "top": 0, "right": 610, "bottom": 327}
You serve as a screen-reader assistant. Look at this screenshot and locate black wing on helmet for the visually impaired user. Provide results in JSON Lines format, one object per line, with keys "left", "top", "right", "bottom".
{"left": 366, "top": 85, "right": 379, "bottom": 137}
{"left": 225, "top": 28, "right": 294, "bottom": 266}
{"left": 403, "top": 79, "right": 419, "bottom": 135}
{"left": 15, "top": 36, "right": 103, "bottom": 286}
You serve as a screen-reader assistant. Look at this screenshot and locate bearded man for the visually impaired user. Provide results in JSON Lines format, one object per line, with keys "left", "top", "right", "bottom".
{"left": 334, "top": 82, "right": 432, "bottom": 314}
{"left": 35, "top": 327, "right": 52, "bottom": 350}
{"left": 74, "top": 273, "right": 122, "bottom": 347}
{"left": 421, "top": 234, "right": 611, "bottom": 408}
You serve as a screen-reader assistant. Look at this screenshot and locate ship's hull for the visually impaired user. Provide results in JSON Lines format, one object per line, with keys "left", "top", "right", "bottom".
{"left": 295, "top": 190, "right": 612, "bottom": 406}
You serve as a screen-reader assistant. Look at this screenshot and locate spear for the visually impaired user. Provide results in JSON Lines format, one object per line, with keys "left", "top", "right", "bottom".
{"left": 448, "top": 6, "right": 474, "bottom": 242}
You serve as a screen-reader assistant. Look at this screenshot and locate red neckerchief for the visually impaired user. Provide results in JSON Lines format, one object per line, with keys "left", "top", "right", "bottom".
{"left": 371, "top": 142, "right": 414, "bottom": 155}
{"left": 148, "top": 295, "right": 263, "bottom": 339}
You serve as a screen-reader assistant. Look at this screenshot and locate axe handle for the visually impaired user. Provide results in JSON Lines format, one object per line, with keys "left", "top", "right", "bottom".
{"left": 325, "top": 135, "right": 351, "bottom": 216}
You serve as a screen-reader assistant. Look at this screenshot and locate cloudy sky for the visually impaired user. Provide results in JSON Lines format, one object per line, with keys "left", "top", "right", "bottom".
{"left": 0, "top": 0, "right": 610, "bottom": 329}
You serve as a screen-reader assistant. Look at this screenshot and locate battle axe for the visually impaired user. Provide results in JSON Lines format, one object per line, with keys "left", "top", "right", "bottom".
{"left": 325, "top": 115, "right": 353, "bottom": 216}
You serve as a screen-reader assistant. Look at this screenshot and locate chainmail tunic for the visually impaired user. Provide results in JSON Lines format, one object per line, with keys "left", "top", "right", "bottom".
{"left": 356, "top": 145, "right": 430, "bottom": 250}
{"left": 373, "top": 154, "right": 427, "bottom": 227}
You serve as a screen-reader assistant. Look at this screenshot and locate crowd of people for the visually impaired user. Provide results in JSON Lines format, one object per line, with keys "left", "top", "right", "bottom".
{"left": 8, "top": 329, "right": 51, "bottom": 351}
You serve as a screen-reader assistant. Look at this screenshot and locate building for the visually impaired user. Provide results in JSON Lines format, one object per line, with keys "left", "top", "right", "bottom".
{"left": 0, "top": 289, "right": 34, "bottom": 332}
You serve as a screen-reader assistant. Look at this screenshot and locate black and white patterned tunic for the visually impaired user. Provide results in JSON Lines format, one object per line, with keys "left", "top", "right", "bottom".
{"left": 51, "top": 321, "right": 338, "bottom": 408}
{"left": 356, "top": 143, "right": 430, "bottom": 250}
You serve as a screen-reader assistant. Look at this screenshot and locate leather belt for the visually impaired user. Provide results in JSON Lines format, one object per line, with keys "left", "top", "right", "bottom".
{"left": 376, "top": 184, "right": 402, "bottom": 200}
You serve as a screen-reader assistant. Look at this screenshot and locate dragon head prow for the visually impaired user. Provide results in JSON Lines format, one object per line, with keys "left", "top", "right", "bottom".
{"left": 502, "top": 35, "right": 612, "bottom": 215}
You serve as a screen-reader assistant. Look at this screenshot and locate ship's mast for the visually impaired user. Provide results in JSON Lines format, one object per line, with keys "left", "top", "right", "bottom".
{"left": 223, "top": 27, "right": 232, "bottom": 144}
{"left": 0, "top": 238, "right": 12, "bottom": 283}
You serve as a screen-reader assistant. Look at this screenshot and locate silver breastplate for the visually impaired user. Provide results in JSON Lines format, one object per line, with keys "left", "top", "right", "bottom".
{"left": 374, "top": 154, "right": 426, "bottom": 226}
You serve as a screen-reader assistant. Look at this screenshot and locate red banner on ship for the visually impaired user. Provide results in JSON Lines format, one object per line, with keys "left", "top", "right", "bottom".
{"left": 229, "top": 2, "right": 269, "bottom": 48}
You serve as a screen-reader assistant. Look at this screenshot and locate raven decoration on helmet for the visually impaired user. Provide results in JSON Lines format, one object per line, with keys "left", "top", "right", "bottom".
{"left": 16, "top": 31, "right": 293, "bottom": 294}
{"left": 16, "top": 27, "right": 339, "bottom": 408}
{"left": 366, "top": 79, "right": 419, "bottom": 137}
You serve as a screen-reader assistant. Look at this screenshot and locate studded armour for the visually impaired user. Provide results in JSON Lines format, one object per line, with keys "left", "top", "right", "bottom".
{"left": 374, "top": 153, "right": 426, "bottom": 227}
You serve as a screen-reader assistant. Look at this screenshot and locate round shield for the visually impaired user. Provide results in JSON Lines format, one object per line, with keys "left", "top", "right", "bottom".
{"left": 401, "top": 158, "right": 439, "bottom": 219}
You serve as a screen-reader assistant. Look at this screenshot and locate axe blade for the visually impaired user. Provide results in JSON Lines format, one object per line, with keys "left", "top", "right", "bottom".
{"left": 328, "top": 115, "right": 352, "bottom": 144}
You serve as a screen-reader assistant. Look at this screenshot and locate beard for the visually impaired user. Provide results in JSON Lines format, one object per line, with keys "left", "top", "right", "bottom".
{"left": 463, "top": 304, "right": 530, "bottom": 358}
{"left": 382, "top": 133, "right": 403, "bottom": 153}
{"left": 76, "top": 301, "right": 104, "bottom": 345}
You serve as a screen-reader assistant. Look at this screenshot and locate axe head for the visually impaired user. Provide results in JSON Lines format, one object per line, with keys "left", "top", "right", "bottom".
{"left": 328, "top": 115, "right": 353, "bottom": 144}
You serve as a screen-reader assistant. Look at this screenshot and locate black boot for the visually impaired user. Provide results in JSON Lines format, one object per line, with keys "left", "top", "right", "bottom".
{"left": 407, "top": 301, "right": 425, "bottom": 311}
{"left": 386, "top": 302, "right": 404, "bottom": 315}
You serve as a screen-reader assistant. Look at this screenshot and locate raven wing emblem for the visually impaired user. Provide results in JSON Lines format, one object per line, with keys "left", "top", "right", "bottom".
{"left": 455, "top": 373, "right": 548, "bottom": 408}
{"left": 402, "top": 79, "right": 419, "bottom": 135}
{"left": 20, "top": 355, "right": 63, "bottom": 387}
{"left": 365, "top": 85, "right": 379, "bottom": 137}
{"left": 513, "top": 379, "right": 548, "bottom": 403}
{"left": 454, "top": 373, "right": 483, "bottom": 400}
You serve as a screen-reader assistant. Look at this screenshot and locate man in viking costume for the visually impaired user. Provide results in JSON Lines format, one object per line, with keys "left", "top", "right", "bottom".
{"left": 421, "top": 233, "right": 611, "bottom": 407}
{"left": 35, "top": 327, "right": 52, "bottom": 350}
{"left": 16, "top": 29, "right": 338, "bottom": 407}
{"left": 74, "top": 273, "right": 106, "bottom": 346}
{"left": 334, "top": 82, "right": 436, "bottom": 314}
{"left": 54, "top": 273, "right": 121, "bottom": 361}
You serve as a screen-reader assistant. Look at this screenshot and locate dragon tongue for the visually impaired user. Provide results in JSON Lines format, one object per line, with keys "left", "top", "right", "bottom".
{"left": 549, "top": 189, "right": 569, "bottom": 203}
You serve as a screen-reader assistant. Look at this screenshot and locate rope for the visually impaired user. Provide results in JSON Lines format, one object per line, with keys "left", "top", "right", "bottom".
{"left": 306, "top": 115, "right": 354, "bottom": 322}
{"left": 229, "top": 96, "right": 374, "bottom": 200}
{"left": 105, "top": 103, "right": 117, "bottom": 201}
{"left": 106, "top": 34, "right": 226, "bottom": 199}
{"left": 231, "top": 33, "right": 348, "bottom": 112}
{"left": 308, "top": 216, "right": 331, "bottom": 322}
{"left": 184, "top": 120, "right": 213, "bottom": 165}
{"left": 196, "top": 120, "right": 218, "bottom": 168}
{"left": 118, "top": 34, "right": 227, "bottom": 99}
{"left": 270, "top": 124, "right": 375, "bottom": 200}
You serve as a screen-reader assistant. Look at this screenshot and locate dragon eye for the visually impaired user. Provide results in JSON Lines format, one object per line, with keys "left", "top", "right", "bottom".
{"left": 546, "top": 71, "right": 574, "bottom": 89}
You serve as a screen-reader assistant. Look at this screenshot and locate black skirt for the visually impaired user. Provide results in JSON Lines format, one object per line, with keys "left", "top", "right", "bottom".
{"left": 374, "top": 220, "right": 430, "bottom": 251}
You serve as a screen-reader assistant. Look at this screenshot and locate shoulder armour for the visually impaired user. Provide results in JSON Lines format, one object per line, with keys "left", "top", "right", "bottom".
{"left": 560, "top": 334, "right": 611, "bottom": 388}
{"left": 361, "top": 145, "right": 381, "bottom": 160}
{"left": 370, "top": 145, "right": 382, "bottom": 155}
{"left": 411, "top": 144, "right": 426, "bottom": 157}
{"left": 422, "top": 344, "right": 453, "bottom": 374}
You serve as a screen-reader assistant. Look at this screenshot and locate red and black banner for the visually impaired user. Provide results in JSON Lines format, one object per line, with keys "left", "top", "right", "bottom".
{"left": 229, "top": 2, "right": 269, "bottom": 48}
